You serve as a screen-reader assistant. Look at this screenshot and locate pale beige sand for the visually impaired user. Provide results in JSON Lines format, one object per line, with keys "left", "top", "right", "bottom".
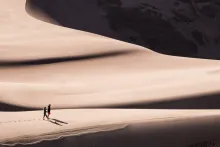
{"left": 1, "top": 109, "right": 220, "bottom": 146}
{"left": 1, "top": 0, "right": 220, "bottom": 109}
{"left": 1, "top": 0, "right": 220, "bottom": 146}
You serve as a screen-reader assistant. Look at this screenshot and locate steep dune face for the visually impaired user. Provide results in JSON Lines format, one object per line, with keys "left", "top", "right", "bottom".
{"left": 26, "top": 0, "right": 220, "bottom": 59}
{"left": 1, "top": 0, "right": 144, "bottom": 61}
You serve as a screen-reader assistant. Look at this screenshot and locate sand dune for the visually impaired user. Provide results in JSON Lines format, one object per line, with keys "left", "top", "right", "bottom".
{"left": 2, "top": 109, "right": 220, "bottom": 147}
{"left": 1, "top": 0, "right": 220, "bottom": 147}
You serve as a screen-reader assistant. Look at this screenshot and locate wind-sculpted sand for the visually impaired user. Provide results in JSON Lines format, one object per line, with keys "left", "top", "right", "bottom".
{"left": 1, "top": 0, "right": 220, "bottom": 147}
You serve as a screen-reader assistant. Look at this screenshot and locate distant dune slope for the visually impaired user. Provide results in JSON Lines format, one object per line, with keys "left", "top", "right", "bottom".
{"left": 26, "top": 0, "right": 220, "bottom": 59}
{"left": 0, "top": 0, "right": 220, "bottom": 110}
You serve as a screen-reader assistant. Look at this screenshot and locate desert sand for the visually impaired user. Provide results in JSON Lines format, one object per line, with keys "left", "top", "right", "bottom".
{"left": 1, "top": 0, "right": 220, "bottom": 147}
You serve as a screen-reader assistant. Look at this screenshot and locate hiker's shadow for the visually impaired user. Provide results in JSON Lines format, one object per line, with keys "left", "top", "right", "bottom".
{"left": 47, "top": 117, "right": 68, "bottom": 126}
{"left": 51, "top": 118, "right": 68, "bottom": 124}
{"left": 48, "top": 119, "right": 63, "bottom": 126}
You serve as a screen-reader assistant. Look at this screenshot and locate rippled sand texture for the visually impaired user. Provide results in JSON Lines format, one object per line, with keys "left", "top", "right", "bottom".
{"left": 1, "top": 0, "right": 220, "bottom": 147}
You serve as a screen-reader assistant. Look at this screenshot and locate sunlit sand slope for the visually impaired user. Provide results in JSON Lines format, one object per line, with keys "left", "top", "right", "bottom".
{"left": 1, "top": 0, "right": 220, "bottom": 147}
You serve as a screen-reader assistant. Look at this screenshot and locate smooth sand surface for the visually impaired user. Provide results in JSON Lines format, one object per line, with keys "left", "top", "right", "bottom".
{"left": 1, "top": 0, "right": 220, "bottom": 147}
{"left": 2, "top": 109, "right": 220, "bottom": 146}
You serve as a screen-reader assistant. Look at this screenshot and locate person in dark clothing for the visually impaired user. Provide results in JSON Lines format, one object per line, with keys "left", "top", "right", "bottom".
{"left": 43, "top": 107, "right": 47, "bottom": 120}
{"left": 48, "top": 104, "right": 51, "bottom": 117}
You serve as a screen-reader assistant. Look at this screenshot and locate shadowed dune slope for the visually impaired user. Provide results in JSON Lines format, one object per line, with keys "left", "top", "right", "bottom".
{"left": 0, "top": 0, "right": 220, "bottom": 109}
{"left": 3, "top": 92, "right": 220, "bottom": 111}
{"left": 25, "top": 0, "right": 199, "bottom": 58}
{"left": 26, "top": 0, "right": 220, "bottom": 59}
{"left": 7, "top": 121, "right": 220, "bottom": 147}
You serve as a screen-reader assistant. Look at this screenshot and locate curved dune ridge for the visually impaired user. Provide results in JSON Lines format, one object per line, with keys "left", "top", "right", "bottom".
{"left": 1, "top": 0, "right": 220, "bottom": 147}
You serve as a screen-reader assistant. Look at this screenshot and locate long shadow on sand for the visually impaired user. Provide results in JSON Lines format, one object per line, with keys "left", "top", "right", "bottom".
{"left": 46, "top": 118, "right": 68, "bottom": 126}
{"left": 51, "top": 119, "right": 68, "bottom": 124}
{"left": 2, "top": 92, "right": 220, "bottom": 111}
{"left": 0, "top": 51, "right": 134, "bottom": 67}
{"left": 47, "top": 119, "right": 63, "bottom": 126}
{"left": 0, "top": 102, "right": 37, "bottom": 112}
{"left": 106, "top": 92, "right": 220, "bottom": 109}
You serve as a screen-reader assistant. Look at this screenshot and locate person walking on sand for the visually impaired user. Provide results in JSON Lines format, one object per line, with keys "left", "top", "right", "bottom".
{"left": 48, "top": 104, "right": 51, "bottom": 117}
{"left": 43, "top": 107, "right": 47, "bottom": 120}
